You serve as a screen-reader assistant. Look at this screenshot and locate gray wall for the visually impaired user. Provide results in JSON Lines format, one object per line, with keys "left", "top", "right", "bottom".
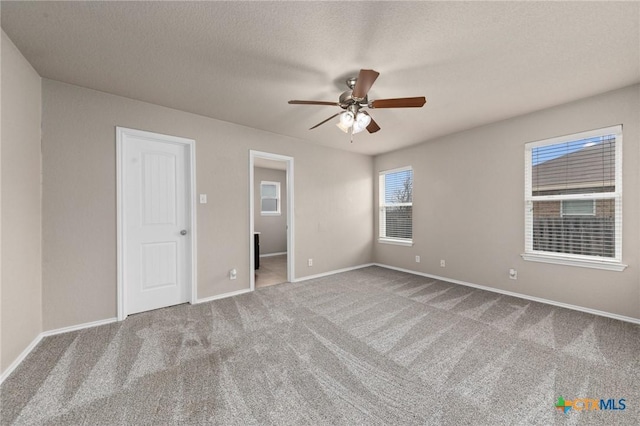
{"left": 1, "top": 31, "right": 43, "bottom": 372}
{"left": 254, "top": 167, "right": 287, "bottom": 255}
{"left": 41, "top": 79, "right": 373, "bottom": 330}
{"left": 374, "top": 84, "right": 640, "bottom": 320}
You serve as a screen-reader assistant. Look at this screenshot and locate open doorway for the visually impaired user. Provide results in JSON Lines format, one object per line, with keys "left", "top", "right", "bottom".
{"left": 249, "top": 151, "right": 294, "bottom": 290}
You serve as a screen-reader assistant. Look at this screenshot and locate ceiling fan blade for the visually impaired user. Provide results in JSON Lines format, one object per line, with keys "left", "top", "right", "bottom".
{"left": 369, "top": 97, "right": 427, "bottom": 108}
{"left": 288, "top": 100, "right": 339, "bottom": 106}
{"left": 362, "top": 111, "right": 380, "bottom": 133}
{"left": 366, "top": 119, "right": 380, "bottom": 133}
{"left": 352, "top": 69, "right": 380, "bottom": 100}
{"left": 309, "top": 112, "right": 340, "bottom": 130}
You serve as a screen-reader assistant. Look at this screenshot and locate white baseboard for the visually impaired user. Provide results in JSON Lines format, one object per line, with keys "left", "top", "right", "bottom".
{"left": 294, "top": 263, "right": 375, "bottom": 282}
{"left": 194, "top": 263, "right": 374, "bottom": 300}
{"left": 41, "top": 317, "right": 118, "bottom": 337}
{"left": 0, "top": 333, "right": 43, "bottom": 385}
{"left": 0, "top": 317, "right": 118, "bottom": 385}
{"left": 260, "top": 252, "right": 287, "bottom": 258}
{"left": 195, "top": 288, "right": 252, "bottom": 304}
{"left": 373, "top": 263, "right": 640, "bottom": 325}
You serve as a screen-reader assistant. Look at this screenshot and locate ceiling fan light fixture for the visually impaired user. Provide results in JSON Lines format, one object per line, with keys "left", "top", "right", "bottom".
{"left": 351, "top": 112, "right": 371, "bottom": 134}
{"left": 336, "top": 121, "right": 350, "bottom": 133}
{"left": 352, "top": 122, "right": 366, "bottom": 134}
{"left": 356, "top": 112, "right": 371, "bottom": 128}
{"left": 339, "top": 111, "right": 354, "bottom": 127}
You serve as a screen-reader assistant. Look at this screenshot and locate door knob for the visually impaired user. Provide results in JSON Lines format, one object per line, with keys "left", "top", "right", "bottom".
{"left": 180, "top": 230, "right": 187, "bottom": 236}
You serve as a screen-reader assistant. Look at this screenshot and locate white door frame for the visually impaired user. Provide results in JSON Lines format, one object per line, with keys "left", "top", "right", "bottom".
{"left": 249, "top": 150, "right": 294, "bottom": 290}
{"left": 116, "top": 127, "right": 197, "bottom": 321}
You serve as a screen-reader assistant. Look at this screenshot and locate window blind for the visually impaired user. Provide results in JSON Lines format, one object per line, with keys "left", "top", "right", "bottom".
{"left": 525, "top": 125, "right": 622, "bottom": 262}
{"left": 379, "top": 167, "right": 413, "bottom": 242}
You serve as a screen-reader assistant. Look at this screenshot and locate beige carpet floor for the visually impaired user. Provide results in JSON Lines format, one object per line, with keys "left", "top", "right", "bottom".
{"left": 1, "top": 266, "right": 638, "bottom": 425}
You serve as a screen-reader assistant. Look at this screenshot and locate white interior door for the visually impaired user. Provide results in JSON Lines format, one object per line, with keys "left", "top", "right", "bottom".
{"left": 119, "top": 128, "right": 193, "bottom": 316}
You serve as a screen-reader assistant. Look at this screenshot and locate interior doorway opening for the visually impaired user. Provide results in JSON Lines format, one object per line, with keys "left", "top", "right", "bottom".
{"left": 249, "top": 151, "right": 294, "bottom": 290}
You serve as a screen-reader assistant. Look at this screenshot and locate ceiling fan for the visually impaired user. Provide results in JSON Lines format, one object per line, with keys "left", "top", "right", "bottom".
{"left": 288, "top": 69, "right": 426, "bottom": 139}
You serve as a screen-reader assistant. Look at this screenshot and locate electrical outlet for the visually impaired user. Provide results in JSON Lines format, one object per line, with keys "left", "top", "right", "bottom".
{"left": 509, "top": 269, "right": 517, "bottom": 280}
{"left": 199, "top": 194, "right": 207, "bottom": 204}
{"left": 440, "top": 259, "right": 446, "bottom": 268}
{"left": 415, "top": 255, "right": 421, "bottom": 263}
{"left": 230, "top": 268, "right": 237, "bottom": 280}
{"left": 308, "top": 258, "right": 313, "bottom": 267}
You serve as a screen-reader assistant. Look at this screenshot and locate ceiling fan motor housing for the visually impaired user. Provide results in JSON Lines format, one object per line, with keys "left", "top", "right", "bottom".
{"left": 339, "top": 90, "right": 368, "bottom": 109}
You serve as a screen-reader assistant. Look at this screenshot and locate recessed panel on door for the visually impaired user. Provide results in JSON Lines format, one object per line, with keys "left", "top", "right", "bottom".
{"left": 141, "top": 242, "right": 177, "bottom": 290}
{"left": 142, "top": 152, "right": 177, "bottom": 225}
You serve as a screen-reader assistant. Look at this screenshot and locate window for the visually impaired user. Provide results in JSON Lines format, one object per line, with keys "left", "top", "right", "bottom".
{"left": 379, "top": 166, "right": 413, "bottom": 245}
{"left": 260, "top": 181, "right": 280, "bottom": 215}
{"left": 523, "top": 125, "right": 625, "bottom": 270}
{"left": 561, "top": 199, "right": 595, "bottom": 217}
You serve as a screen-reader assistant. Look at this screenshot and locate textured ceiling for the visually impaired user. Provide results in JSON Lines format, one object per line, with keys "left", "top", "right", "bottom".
{"left": 2, "top": 1, "right": 639, "bottom": 155}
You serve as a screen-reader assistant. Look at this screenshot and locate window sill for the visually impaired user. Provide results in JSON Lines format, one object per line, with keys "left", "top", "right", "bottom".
{"left": 378, "top": 238, "right": 413, "bottom": 247}
{"left": 260, "top": 212, "right": 281, "bottom": 216}
{"left": 521, "top": 253, "right": 627, "bottom": 271}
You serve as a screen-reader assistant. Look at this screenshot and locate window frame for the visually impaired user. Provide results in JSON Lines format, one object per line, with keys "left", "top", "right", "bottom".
{"left": 260, "top": 180, "right": 281, "bottom": 216}
{"left": 522, "top": 125, "right": 626, "bottom": 271}
{"left": 378, "top": 166, "right": 413, "bottom": 246}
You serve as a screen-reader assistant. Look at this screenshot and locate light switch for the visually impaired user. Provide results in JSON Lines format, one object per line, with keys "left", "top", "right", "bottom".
{"left": 199, "top": 194, "right": 207, "bottom": 204}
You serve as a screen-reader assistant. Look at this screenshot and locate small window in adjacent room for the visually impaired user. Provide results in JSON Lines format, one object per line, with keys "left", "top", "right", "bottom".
{"left": 260, "top": 181, "right": 280, "bottom": 216}
{"left": 561, "top": 199, "right": 595, "bottom": 217}
{"left": 379, "top": 166, "right": 413, "bottom": 245}
{"left": 523, "top": 125, "right": 625, "bottom": 271}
